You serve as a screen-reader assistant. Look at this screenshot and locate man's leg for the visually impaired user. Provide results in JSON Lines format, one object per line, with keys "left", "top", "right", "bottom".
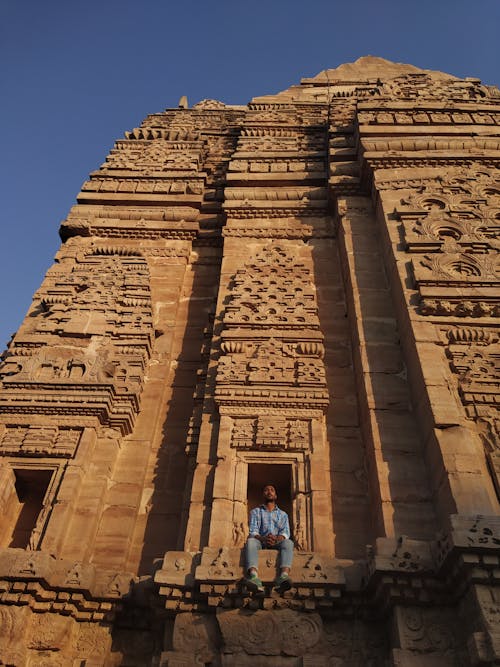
{"left": 245, "top": 537, "right": 262, "bottom": 574}
{"left": 277, "top": 538, "right": 294, "bottom": 571}
{"left": 275, "top": 539, "right": 294, "bottom": 591}
{"left": 244, "top": 538, "right": 264, "bottom": 593}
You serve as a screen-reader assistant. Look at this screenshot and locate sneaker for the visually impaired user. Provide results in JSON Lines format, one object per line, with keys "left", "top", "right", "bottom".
{"left": 244, "top": 574, "right": 264, "bottom": 595}
{"left": 274, "top": 573, "right": 292, "bottom": 593}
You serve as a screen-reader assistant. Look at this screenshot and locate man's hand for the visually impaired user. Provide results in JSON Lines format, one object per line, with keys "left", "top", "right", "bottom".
{"left": 264, "top": 534, "right": 285, "bottom": 547}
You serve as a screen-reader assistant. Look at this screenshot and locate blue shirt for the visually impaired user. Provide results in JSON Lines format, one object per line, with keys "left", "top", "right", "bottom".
{"left": 249, "top": 504, "right": 290, "bottom": 540}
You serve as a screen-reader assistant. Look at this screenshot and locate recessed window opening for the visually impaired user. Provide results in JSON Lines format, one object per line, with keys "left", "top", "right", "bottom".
{"left": 8, "top": 469, "right": 53, "bottom": 549}
{"left": 247, "top": 463, "right": 293, "bottom": 533}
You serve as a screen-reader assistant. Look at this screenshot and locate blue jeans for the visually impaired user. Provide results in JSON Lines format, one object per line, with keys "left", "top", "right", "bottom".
{"left": 245, "top": 537, "right": 294, "bottom": 572}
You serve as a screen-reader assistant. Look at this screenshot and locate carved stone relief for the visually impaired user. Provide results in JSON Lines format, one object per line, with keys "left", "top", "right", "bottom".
{"left": 217, "top": 609, "right": 323, "bottom": 657}
{"left": 216, "top": 243, "right": 329, "bottom": 412}
{"left": 230, "top": 416, "right": 311, "bottom": 451}
{"left": 0, "top": 425, "right": 82, "bottom": 457}
{"left": 0, "top": 253, "right": 154, "bottom": 433}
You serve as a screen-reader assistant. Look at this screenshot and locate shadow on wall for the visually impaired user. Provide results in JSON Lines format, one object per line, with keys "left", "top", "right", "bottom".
{"left": 137, "top": 252, "right": 221, "bottom": 576}
{"left": 311, "top": 236, "right": 371, "bottom": 559}
{"left": 340, "top": 201, "right": 438, "bottom": 543}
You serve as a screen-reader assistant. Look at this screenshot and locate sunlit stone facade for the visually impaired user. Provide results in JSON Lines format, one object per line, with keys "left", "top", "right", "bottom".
{"left": 0, "top": 57, "right": 499, "bottom": 665}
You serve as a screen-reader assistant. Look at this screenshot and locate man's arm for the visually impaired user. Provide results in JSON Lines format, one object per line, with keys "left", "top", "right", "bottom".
{"left": 277, "top": 511, "right": 290, "bottom": 540}
{"left": 248, "top": 508, "right": 262, "bottom": 539}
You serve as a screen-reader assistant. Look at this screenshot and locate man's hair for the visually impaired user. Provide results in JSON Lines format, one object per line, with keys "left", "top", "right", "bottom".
{"left": 262, "top": 483, "right": 277, "bottom": 492}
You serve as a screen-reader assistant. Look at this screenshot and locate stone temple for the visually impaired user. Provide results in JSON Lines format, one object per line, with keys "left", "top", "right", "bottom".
{"left": 0, "top": 56, "right": 499, "bottom": 665}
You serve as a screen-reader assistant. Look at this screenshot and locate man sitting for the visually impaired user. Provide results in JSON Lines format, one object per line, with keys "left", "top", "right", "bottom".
{"left": 244, "top": 483, "right": 294, "bottom": 594}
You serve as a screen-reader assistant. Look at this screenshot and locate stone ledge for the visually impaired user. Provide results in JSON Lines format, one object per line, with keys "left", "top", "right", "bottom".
{"left": 0, "top": 548, "right": 132, "bottom": 621}
{"left": 155, "top": 516, "right": 500, "bottom": 613}
{"left": 155, "top": 547, "right": 346, "bottom": 612}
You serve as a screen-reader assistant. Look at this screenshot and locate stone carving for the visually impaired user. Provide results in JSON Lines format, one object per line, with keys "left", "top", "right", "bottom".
{"left": 293, "top": 494, "right": 307, "bottom": 552}
{"left": 216, "top": 243, "right": 329, "bottom": 412}
{"left": 443, "top": 325, "right": 500, "bottom": 491}
{"left": 458, "top": 515, "right": 500, "bottom": 549}
{"left": 223, "top": 219, "right": 316, "bottom": 239}
{"left": 192, "top": 99, "right": 227, "bottom": 109}
{"left": 230, "top": 416, "right": 311, "bottom": 451}
{"left": 60, "top": 204, "right": 200, "bottom": 240}
{"left": 124, "top": 127, "right": 200, "bottom": 141}
{"left": 0, "top": 605, "right": 29, "bottom": 662}
{"left": 232, "top": 521, "right": 246, "bottom": 547}
{"left": 419, "top": 298, "right": 499, "bottom": 317}
{"left": 368, "top": 536, "right": 435, "bottom": 577}
{"left": 414, "top": 253, "right": 497, "bottom": 282}
{"left": 293, "top": 553, "right": 345, "bottom": 583}
{"left": 255, "top": 415, "right": 288, "bottom": 448}
{"left": 0, "top": 253, "right": 154, "bottom": 433}
{"left": 28, "top": 613, "right": 74, "bottom": 651}
{"left": 473, "top": 585, "right": 500, "bottom": 660}
{"left": 448, "top": 346, "right": 499, "bottom": 383}
{"left": 81, "top": 176, "right": 204, "bottom": 196}
{"left": 75, "top": 623, "right": 112, "bottom": 661}
{"left": 172, "top": 612, "right": 220, "bottom": 663}
{"left": 394, "top": 167, "right": 500, "bottom": 318}
{"left": 195, "top": 547, "right": 238, "bottom": 580}
{"left": 300, "top": 554, "right": 328, "bottom": 581}
{"left": 446, "top": 327, "right": 498, "bottom": 346}
{"left": 382, "top": 72, "right": 493, "bottom": 100}
{"left": 102, "top": 140, "right": 203, "bottom": 173}
{"left": 0, "top": 425, "right": 82, "bottom": 457}
{"left": 9, "top": 549, "right": 54, "bottom": 579}
{"left": 391, "top": 164, "right": 500, "bottom": 494}
{"left": 217, "top": 342, "right": 323, "bottom": 385}
{"left": 155, "top": 551, "right": 197, "bottom": 588}
{"left": 229, "top": 157, "right": 325, "bottom": 175}
{"left": 395, "top": 606, "right": 457, "bottom": 655}
{"left": 230, "top": 418, "right": 256, "bottom": 448}
{"left": 217, "top": 609, "right": 322, "bottom": 657}
{"left": 223, "top": 246, "right": 320, "bottom": 328}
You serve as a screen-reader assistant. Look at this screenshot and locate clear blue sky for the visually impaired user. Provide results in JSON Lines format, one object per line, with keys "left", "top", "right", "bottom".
{"left": 1, "top": 0, "right": 499, "bottom": 350}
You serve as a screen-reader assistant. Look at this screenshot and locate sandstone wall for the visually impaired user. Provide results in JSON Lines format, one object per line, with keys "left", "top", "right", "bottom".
{"left": 0, "top": 57, "right": 498, "bottom": 666}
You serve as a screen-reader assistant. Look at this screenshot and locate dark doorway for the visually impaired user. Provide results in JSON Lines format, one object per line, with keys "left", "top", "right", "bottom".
{"left": 247, "top": 463, "right": 292, "bottom": 529}
{"left": 8, "top": 469, "right": 53, "bottom": 548}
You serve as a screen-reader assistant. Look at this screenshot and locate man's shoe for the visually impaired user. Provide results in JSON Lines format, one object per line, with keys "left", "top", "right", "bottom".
{"left": 244, "top": 574, "right": 264, "bottom": 595}
{"left": 274, "top": 573, "right": 292, "bottom": 593}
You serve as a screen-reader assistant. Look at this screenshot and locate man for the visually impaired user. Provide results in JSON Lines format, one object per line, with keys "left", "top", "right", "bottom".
{"left": 244, "top": 484, "right": 293, "bottom": 594}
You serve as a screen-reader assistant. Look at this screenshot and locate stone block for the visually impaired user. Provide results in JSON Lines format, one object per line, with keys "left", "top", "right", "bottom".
{"left": 328, "top": 396, "right": 359, "bottom": 426}
{"left": 365, "top": 373, "right": 410, "bottom": 410}
{"left": 368, "top": 410, "right": 422, "bottom": 454}
{"left": 359, "top": 343, "right": 403, "bottom": 373}
{"left": 360, "top": 318, "right": 399, "bottom": 343}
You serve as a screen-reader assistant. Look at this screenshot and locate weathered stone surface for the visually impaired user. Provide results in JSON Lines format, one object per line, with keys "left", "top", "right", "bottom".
{"left": 0, "top": 56, "right": 499, "bottom": 665}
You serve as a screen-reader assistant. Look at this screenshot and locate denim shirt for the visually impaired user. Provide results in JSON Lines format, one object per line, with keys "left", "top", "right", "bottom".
{"left": 248, "top": 504, "right": 290, "bottom": 540}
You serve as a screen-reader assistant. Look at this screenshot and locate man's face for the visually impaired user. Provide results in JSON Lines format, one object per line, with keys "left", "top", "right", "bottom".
{"left": 263, "top": 485, "right": 277, "bottom": 502}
